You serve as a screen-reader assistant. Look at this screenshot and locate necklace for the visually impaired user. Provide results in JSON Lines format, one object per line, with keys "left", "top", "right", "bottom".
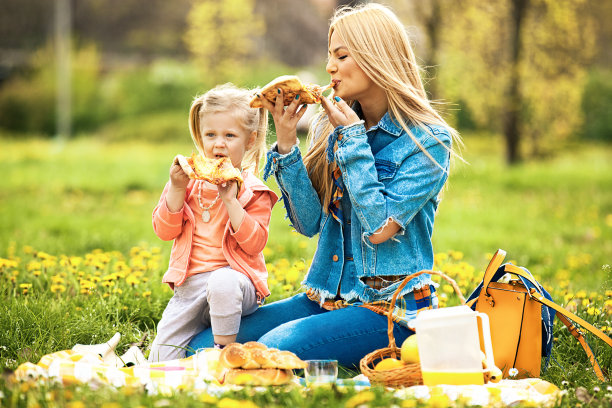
{"left": 197, "top": 182, "right": 220, "bottom": 223}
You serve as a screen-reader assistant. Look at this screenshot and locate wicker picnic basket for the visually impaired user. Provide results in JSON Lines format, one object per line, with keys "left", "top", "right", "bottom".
{"left": 359, "top": 270, "right": 467, "bottom": 388}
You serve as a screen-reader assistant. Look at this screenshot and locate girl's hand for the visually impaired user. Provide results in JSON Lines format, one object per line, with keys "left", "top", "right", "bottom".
{"left": 217, "top": 180, "right": 238, "bottom": 204}
{"left": 321, "top": 96, "right": 360, "bottom": 128}
{"left": 256, "top": 90, "right": 308, "bottom": 154}
{"left": 170, "top": 156, "right": 190, "bottom": 190}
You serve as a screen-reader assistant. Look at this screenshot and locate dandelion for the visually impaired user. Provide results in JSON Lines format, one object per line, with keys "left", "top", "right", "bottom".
{"left": 50, "top": 284, "right": 66, "bottom": 293}
{"left": 508, "top": 368, "right": 519, "bottom": 377}
{"left": 142, "top": 291, "right": 151, "bottom": 298}
{"left": 345, "top": 391, "right": 375, "bottom": 408}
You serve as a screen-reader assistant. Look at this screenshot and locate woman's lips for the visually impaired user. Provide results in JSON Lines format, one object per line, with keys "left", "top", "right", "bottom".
{"left": 332, "top": 79, "right": 341, "bottom": 88}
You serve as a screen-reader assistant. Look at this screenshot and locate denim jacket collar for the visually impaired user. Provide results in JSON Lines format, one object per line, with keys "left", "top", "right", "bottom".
{"left": 353, "top": 102, "right": 403, "bottom": 137}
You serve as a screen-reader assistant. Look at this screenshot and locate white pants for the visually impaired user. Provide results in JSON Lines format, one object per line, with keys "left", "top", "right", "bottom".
{"left": 148, "top": 267, "right": 259, "bottom": 362}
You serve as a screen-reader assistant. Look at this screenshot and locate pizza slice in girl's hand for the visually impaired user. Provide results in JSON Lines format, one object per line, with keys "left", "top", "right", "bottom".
{"left": 249, "top": 75, "right": 335, "bottom": 108}
{"left": 177, "top": 153, "right": 243, "bottom": 186}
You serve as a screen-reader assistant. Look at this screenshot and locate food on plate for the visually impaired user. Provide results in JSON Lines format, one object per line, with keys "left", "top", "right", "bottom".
{"left": 216, "top": 342, "right": 307, "bottom": 385}
{"left": 249, "top": 75, "right": 335, "bottom": 108}
{"left": 177, "top": 153, "right": 243, "bottom": 186}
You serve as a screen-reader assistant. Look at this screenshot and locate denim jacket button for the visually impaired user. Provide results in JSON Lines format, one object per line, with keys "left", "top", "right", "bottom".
{"left": 332, "top": 255, "right": 339, "bottom": 262}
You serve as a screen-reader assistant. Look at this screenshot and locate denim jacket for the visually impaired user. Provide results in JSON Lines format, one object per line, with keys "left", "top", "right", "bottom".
{"left": 263, "top": 112, "right": 451, "bottom": 304}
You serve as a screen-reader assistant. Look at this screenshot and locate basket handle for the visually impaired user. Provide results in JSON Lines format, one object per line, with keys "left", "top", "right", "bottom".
{"left": 386, "top": 270, "right": 466, "bottom": 352}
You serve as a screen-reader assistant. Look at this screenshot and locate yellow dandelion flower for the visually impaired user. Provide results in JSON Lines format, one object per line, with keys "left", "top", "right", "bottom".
{"left": 101, "top": 281, "right": 114, "bottom": 288}
{"left": 198, "top": 393, "right": 218, "bottom": 404}
{"left": 23, "top": 245, "right": 34, "bottom": 254}
{"left": 33, "top": 270, "right": 41, "bottom": 277}
{"left": 151, "top": 247, "right": 161, "bottom": 254}
{"left": 345, "top": 391, "right": 375, "bottom": 408}
{"left": 27, "top": 261, "right": 42, "bottom": 271}
{"left": 126, "top": 275, "right": 140, "bottom": 286}
{"left": 103, "top": 293, "right": 110, "bottom": 298}
{"left": 112, "top": 288, "right": 123, "bottom": 295}
{"left": 298, "top": 241, "right": 308, "bottom": 249}
{"left": 142, "top": 291, "right": 151, "bottom": 298}
{"left": 582, "top": 299, "right": 590, "bottom": 307}
{"left": 282, "top": 284, "right": 294, "bottom": 291}
{"left": 576, "top": 290, "right": 587, "bottom": 298}
{"left": 19, "top": 283, "right": 32, "bottom": 289}
{"left": 51, "top": 275, "right": 65, "bottom": 285}
{"left": 218, "top": 398, "right": 258, "bottom": 408}
{"left": 285, "top": 267, "right": 300, "bottom": 283}
{"left": 50, "top": 284, "right": 66, "bottom": 293}
{"left": 605, "top": 290, "right": 612, "bottom": 298}
{"left": 75, "top": 307, "right": 82, "bottom": 311}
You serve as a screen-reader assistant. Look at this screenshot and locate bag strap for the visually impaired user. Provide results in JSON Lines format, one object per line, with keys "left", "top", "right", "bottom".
{"left": 503, "top": 264, "right": 544, "bottom": 293}
{"left": 466, "top": 249, "right": 508, "bottom": 307}
{"left": 481, "top": 249, "right": 507, "bottom": 296}
{"left": 528, "top": 288, "right": 612, "bottom": 382}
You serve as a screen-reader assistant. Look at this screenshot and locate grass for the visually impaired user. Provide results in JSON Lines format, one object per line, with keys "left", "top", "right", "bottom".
{"left": 0, "top": 132, "right": 611, "bottom": 407}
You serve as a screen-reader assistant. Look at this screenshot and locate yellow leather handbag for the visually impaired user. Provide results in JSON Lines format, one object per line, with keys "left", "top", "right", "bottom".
{"left": 467, "top": 249, "right": 612, "bottom": 381}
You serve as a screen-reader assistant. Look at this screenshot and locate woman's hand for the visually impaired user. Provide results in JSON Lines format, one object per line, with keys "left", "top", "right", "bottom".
{"left": 321, "top": 96, "right": 360, "bottom": 128}
{"left": 256, "top": 90, "right": 308, "bottom": 154}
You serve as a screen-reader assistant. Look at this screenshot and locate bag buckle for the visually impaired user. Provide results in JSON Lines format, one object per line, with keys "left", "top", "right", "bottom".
{"left": 484, "top": 293, "right": 495, "bottom": 307}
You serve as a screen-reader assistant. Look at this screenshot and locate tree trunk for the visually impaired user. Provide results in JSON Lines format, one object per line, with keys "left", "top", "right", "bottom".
{"left": 504, "top": 0, "right": 528, "bottom": 165}
{"left": 424, "top": 0, "right": 441, "bottom": 100}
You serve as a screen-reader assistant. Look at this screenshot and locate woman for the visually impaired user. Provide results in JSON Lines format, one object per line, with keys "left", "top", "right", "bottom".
{"left": 187, "top": 2, "right": 462, "bottom": 367}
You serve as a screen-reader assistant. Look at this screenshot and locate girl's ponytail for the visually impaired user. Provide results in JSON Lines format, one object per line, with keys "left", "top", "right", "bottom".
{"left": 188, "top": 97, "right": 205, "bottom": 154}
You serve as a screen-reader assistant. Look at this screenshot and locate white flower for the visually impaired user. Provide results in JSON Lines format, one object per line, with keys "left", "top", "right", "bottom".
{"left": 593, "top": 386, "right": 600, "bottom": 392}
{"left": 508, "top": 368, "right": 519, "bottom": 377}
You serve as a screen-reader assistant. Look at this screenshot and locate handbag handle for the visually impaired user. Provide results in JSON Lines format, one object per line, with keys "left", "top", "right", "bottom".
{"left": 385, "top": 270, "right": 466, "bottom": 352}
{"left": 482, "top": 249, "right": 507, "bottom": 298}
{"left": 528, "top": 288, "right": 612, "bottom": 381}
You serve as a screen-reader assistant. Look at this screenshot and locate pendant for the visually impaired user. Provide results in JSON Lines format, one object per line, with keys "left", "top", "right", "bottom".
{"left": 201, "top": 210, "right": 211, "bottom": 223}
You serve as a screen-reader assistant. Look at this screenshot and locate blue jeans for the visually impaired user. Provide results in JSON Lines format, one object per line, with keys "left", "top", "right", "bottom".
{"left": 186, "top": 293, "right": 414, "bottom": 368}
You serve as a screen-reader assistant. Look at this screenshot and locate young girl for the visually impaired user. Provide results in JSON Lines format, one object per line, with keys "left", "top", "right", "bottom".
{"left": 188, "top": 3, "right": 463, "bottom": 367}
{"left": 148, "top": 84, "right": 278, "bottom": 362}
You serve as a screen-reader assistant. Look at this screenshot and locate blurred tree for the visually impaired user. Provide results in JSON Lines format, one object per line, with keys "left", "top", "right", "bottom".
{"left": 438, "top": 0, "right": 595, "bottom": 163}
{"left": 184, "top": 0, "right": 265, "bottom": 84}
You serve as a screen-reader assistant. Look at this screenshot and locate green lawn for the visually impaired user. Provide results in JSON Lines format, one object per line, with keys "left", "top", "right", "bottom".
{"left": 0, "top": 133, "right": 611, "bottom": 407}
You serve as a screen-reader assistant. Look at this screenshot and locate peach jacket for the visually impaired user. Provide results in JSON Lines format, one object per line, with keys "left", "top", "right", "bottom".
{"left": 152, "top": 172, "right": 278, "bottom": 302}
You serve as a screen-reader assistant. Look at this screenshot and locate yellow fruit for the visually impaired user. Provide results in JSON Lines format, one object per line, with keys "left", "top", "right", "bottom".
{"left": 489, "top": 366, "right": 503, "bottom": 383}
{"left": 400, "top": 335, "right": 420, "bottom": 364}
{"left": 374, "top": 358, "right": 404, "bottom": 371}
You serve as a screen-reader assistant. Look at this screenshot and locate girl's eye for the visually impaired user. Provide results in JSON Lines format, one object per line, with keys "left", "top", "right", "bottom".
{"left": 205, "top": 133, "right": 215, "bottom": 138}
{"left": 226, "top": 133, "right": 236, "bottom": 138}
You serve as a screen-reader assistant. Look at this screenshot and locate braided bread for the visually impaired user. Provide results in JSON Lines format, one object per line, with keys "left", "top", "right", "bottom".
{"left": 218, "top": 342, "right": 306, "bottom": 370}
{"left": 216, "top": 342, "right": 307, "bottom": 385}
{"left": 224, "top": 368, "right": 292, "bottom": 386}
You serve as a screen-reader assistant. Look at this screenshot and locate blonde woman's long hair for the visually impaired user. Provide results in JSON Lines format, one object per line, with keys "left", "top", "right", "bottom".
{"left": 303, "top": 3, "right": 463, "bottom": 208}
{"left": 188, "top": 83, "right": 268, "bottom": 173}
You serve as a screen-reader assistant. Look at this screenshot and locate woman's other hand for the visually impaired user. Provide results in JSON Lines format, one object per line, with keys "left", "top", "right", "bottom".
{"left": 256, "top": 89, "right": 307, "bottom": 154}
{"left": 321, "top": 96, "right": 360, "bottom": 128}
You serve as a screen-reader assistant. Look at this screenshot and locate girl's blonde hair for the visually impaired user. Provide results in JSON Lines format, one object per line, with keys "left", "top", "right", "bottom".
{"left": 188, "top": 84, "right": 268, "bottom": 173}
{"left": 303, "top": 3, "right": 463, "bottom": 207}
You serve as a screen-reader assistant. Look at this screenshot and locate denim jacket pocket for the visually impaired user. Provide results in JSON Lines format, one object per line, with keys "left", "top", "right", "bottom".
{"left": 374, "top": 159, "right": 398, "bottom": 181}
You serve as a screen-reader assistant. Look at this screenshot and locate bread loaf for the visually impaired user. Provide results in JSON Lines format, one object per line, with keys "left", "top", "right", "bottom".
{"left": 223, "top": 368, "right": 292, "bottom": 386}
{"left": 218, "top": 342, "right": 306, "bottom": 370}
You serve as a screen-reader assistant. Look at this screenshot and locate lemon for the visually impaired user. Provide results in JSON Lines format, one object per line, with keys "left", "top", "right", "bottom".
{"left": 374, "top": 358, "right": 404, "bottom": 371}
{"left": 400, "top": 335, "right": 420, "bottom": 364}
{"left": 489, "top": 366, "right": 503, "bottom": 383}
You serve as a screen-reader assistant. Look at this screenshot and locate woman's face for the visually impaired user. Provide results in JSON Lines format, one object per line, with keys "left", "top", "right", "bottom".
{"left": 326, "top": 30, "right": 378, "bottom": 102}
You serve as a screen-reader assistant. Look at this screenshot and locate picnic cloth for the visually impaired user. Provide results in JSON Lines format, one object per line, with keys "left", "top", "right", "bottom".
{"left": 14, "top": 348, "right": 562, "bottom": 406}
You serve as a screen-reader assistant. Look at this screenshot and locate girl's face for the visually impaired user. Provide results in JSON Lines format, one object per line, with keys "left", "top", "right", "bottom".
{"left": 326, "top": 30, "right": 379, "bottom": 102}
{"left": 200, "top": 111, "right": 256, "bottom": 169}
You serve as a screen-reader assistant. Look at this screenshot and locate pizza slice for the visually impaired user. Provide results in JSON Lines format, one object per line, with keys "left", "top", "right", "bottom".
{"left": 249, "top": 75, "right": 335, "bottom": 108}
{"left": 177, "top": 154, "right": 243, "bottom": 186}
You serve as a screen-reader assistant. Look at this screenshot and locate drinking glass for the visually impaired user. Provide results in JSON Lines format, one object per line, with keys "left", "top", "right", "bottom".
{"left": 304, "top": 359, "right": 338, "bottom": 386}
